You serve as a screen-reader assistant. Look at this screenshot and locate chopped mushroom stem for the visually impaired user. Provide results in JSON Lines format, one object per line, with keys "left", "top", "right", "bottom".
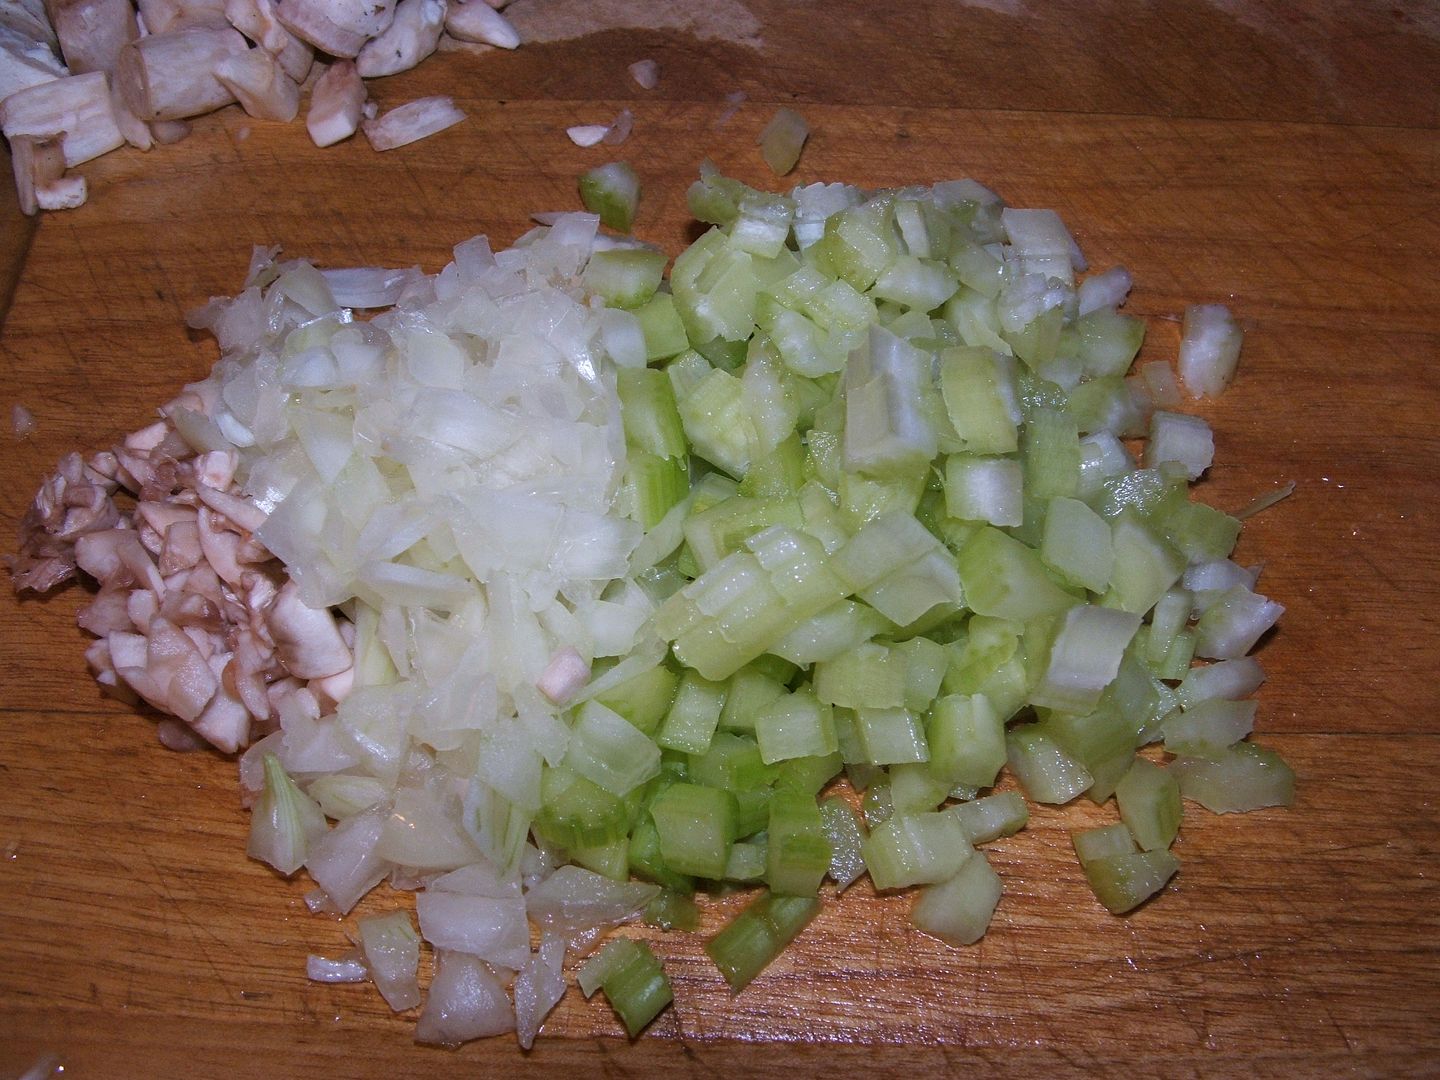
{"left": 0, "top": 70, "right": 124, "bottom": 164}
{"left": 442, "top": 0, "right": 516, "bottom": 47}
{"left": 356, "top": 0, "right": 444, "bottom": 78}
{"left": 115, "top": 26, "right": 247, "bottom": 121}
{"left": 8, "top": 131, "right": 66, "bottom": 215}
{"left": 272, "top": 0, "right": 396, "bottom": 58}
{"left": 215, "top": 47, "right": 300, "bottom": 121}
{"left": 51, "top": 0, "right": 139, "bottom": 75}
{"left": 305, "top": 58, "right": 364, "bottom": 146}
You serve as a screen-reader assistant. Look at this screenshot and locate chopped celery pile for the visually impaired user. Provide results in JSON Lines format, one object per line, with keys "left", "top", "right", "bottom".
{"left": 55, "top": 165, "right": 1295, "bottom": 1047}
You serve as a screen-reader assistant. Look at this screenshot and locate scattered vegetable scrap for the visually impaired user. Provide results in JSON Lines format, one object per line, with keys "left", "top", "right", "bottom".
{"left": 10, "top": 169, "right": 1294, "bottom": 1045}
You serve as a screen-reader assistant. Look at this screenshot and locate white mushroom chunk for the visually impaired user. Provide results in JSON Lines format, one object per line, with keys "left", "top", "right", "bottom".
{"left": 273, "top": 0, "right": 395, "bottom": 59}
{"left": 0, "top": 70, "right": 124, "bottom": 165}
{"left": 35, "top": 171, "right": 85, "bottom": 209}
{"left": 268, "top": 580, "right": 353, "bottom": 679}
{"left": 215, "top": 46, "right": 299, "bottom": 121}
{"left": 110, "top": 82, "right": 155, "bottom": 149}
{"left": 442, "top": 0, "right": 515, "bottom": 47}
{"left": 360, "top": 94, "right": 462, "bottom": 151}
{"left": 115, "top": 26, "right": 247, "bottom": 121}
{"left": 223, "top": 0, "right": 313, "bottom": 82}
{"left": 355, "top": 0, "right": 443, "bottom": 79}
{"left": 150, "top": 116, "right": 190, "bottom": 142}
{"left": 50, "top": 0, "right": 138, "bottom": 74}
{"left": 7, "top": 131, "right": 65, "bottom": 215}
{"left": 0, "top": 25, "right": 67, "bottom": 103}
{"left": 304, "top": 58, "right": 363, "bottom": 146}
{"left": 135, "top": 0, "right": 230, "bottom": 33}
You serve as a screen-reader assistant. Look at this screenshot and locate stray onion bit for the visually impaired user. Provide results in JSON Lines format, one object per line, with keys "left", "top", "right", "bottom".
{"left": 601, "top": 107, "right": 633, "bottom": 146}
{"left": 628, "top": 58, "right": 658, "bottom": 89}
{"left": 12, "top": 405, "right": 37, "bottom": 437}
{"left": 1235, "top": 481, "right": 1297, "bottom": 521}
{"left": 758, "top": 106, "right": 808, "bottom": 175}
{"left": 361, "top": 95, "right": 465, "bottom": 150}
{"left": 566, "top": 123, "right": 608, "bottom": 147}
{"left": 714, "top": 89, "right": 745, "bottom": 127}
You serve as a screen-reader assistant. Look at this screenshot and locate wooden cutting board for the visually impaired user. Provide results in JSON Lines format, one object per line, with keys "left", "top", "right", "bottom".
{"left": 2, "top": 2, "right": 1437, "bottom": 1075}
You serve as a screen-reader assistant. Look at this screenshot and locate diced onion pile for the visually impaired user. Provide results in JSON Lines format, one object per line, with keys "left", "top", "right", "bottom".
{"left": 10, "top": 168, "right": 1294, "bottom": 1045}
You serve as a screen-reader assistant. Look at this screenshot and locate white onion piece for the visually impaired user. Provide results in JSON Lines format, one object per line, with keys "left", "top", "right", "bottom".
{"left": 628, "top": 59, "right": 658, "bottom": 89}
{"left": 524, "top": 865, "right": 658, "bottom": 934}
{"left": 320, "top": 266, "right": 423, "bottom": 309}
{"left": 601, "top": 107, "right": 632, "bottom": 146}
{"left": 305, "top": 805, "right": 393, "bottom": 913}
{"left": 358, "top": 910, "right": 422, "bottom": 1011}
{"left": 307, "top": 949, "right": 369, "bottom": 983}
{"left": 566, "top": 123, "right": 608, "bottom": 147}
{"left": 415, "top": 889, "right": 530, "bottom": 969}
{"left": 1178, "top": 303, "right": 1244, "bottom": 398}
{"left": 362, "top": 96, "right": 465, "bottom": 151}
{"left": 415, "top": 951, "right": 515, "bottom": 1047}
{"left": 1077, "top": 265, "right": 1133, "bottom": 316}
{"left": 12, "top": 404, "right": 36, "bottom": 436}
{"left": 513, "top": 930, "right": 566, "bottom": 1049}
{"left": 1145, "top": 410, "right": 1214, "bottom": 480}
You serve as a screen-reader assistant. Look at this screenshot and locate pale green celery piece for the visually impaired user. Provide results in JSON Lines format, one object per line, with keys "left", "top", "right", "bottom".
{"left": 665, "top": 348, "right": 712, "bottom": 401}
{"left": 894, "top": 636, "right": 948, "bottom": 712}
{"left": 857, "top": 546, "right": 966, "bottom": 627}
{"left": 843, "top": 325, "right": 938, "bottom": 477}
{"left": 1006, "top": 725, "right": 1093, "bottom": 804}
{"left": 927, "top": 693, "right": 1006, "bottom": 789}
{"left": 248, "top": 753, "right": 328, "bottom": 875}
{"left": 803, "top": 278, "right": 877, "bottom": 337}
{"left": 724, "top": 840, "right": 768, "bottom": 881}
{"left": 771, "top": 600, "right": 892, "bottom": 667}
{"left": 938, "top": 346, "right": 1019, "bottom": 454}
{"left": 582, "top": 248, "right": 668, "bottom": 309}
{"left": 862, "top": 810, "right": 974, "bottom": 890}
{"left": 944, "top": 288, "right": 1012, "bottom": 355}
{"left": 720, "top": 667, "right": 789, "bottom": 734}
{"left": 1041, "top": 495, "right": 1113, "bottom": 594}
{"left": 579, "top": 161, "right": 641, "bottom": 232}
{"left": 626, "top": 451, "right": 689, "bottom": 529}
{"left": 584, "top": 938, "right": 674, "bottom": 1038}
{"left": 1000, "top": 305, "right": 1064, "bottom": 368}
{"left": 677, "top": 367, "right": 754, "bottom": 477}
{"left": 1193, "top": 585, "right": 1285, "bottom": 660}
{"left": 650, "top": 782, "right": 738, "bottom": 879}
{"left": 1083, "top": 850, "right": 1180, "bottom": 915}
{"left": 672, "top": 236, "right": 758, "bottom": 344}
{"left": 1030, "top": 605, "right": 1143, "bottom": 715}
{"left": 645, "top": 890, "right": 701, "bottom": 931}
{"left": 1067, "top": 376, "right": 1148, "bottom": 438}
{"left": 820, "top": 795, "right": 868, "bottom": 890}
{"left": 766, "top": 790, "right": 831, "bottom": 896}
{"left": 893, "top": 200, "right": 935, "bottom": 259}
{"left": 957, "top": 526, "right": 1078, "bottom": 621}
{"left": 949, "top": 241, "right": 1006, "bottom": 299}
{"left": 737, "top": 433, "right": 807, "bottom": 499}
{"left": 1162, "top": 699, "right": 1257, "bottom": 756}
{"left": 570, "top": 836, "right": 630, "bottom": 881}
{"left": 704, "top": 891, "right": 821, "bottom": 992}
{"left": 943, "top": 454, "right": 1024, "bottom": 527}
{"left": 636, "top": 294, "right": 692, "bottom": 361}
{"left": 687, "top": 731, "right": 777, "bottom": 792}
{"left": 1075, "top": 307, "right": 1146, "bottom": 378}
{"left": 855, "top": 706, "right": 931, "bottom": 765}
{"left": 759, "top": 107, "right": 809, "bottom": 175}
{"left": 1094, "top": 467, "right": 1184, "bottom": 521}
{"left": 910, "top": 850, "right": 1003, "bottom": 946}
{"left": 1114, "top": 757, "right": 1182, "bottom": 851}
{"left": 836, "top": 467, "right": 927, "bottom": 532}
{"left": 1072, "top": 823, "right": 1138, "bottom": 864}
{"left": 1176, "top": 656, "right": 1265, "bottom": 708}
{"left": 1040, "top": 708, "right": 1137, "bottom": 778}
{"left": 1084, "top": 749, "right": 1136, "bottom": 805}
{"left": 1153, "top": 496, "right": 1241, "bottom": 564}
{"left": 754, "top": 689, "right": 838, "bottom": 764}
{"left": 819, "top": 203, "right": 898, "bottom": 291}
{"left": 834, "top": 510, "right": 938, "bottom": 592}
{"left": 730, "top": 190, "right": 797, "bottom": 259}
{"left": 887, "top": 762, "right": 954, "bottom": 815}
{"left": 773, "top": 750, "right": 843, "bottom": 795}
{"left": 1021, "top": 407, "right": 1081, "bottom": 500}
{"left": 687, "top": 162, "right": 749, "bottom": 225}
{"left": 564, "top": 700, "right": 662, "bottom": 797}
{"left": 870, "top": 254, "right": 960, "bottom": 311}
{"left": 1146, "top": 588, "right": 1193, "bottom": 663}
{"left": 1105, "top": 514, "right": 1186, "bottom": 615}
{"left": 1171, "top": 743, "right": 1295, "bottom": 813}
{"left": 1076, "top": 431, "right": 1135, "bottom": 502}
{"left": 619, "top": 367, "right": 687, "bottom": 459}
{"left": 683, "top": 494, "right": 803, "bottom": 573}
{"left": 945, "top": 790, "right": 1028, "bottom": 844}
{"left": 656, "top": 670, "right": 728, "bottom": 755}
{"left": 861, "top": 782, "right": 894, "bottom": 827}
{"left": 813, "top": 640, "right": 907, "bottom": 709}
{"left": 594, "top": 663, "right": 680, "bottom": 735}
{"left": 1147, "top": 627, "right": 1196, "bottom": 681}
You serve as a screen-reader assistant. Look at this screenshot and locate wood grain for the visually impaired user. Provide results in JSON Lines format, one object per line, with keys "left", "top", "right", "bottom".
{"left": 2, "top": 2, "right": 1438, "bottom": 1076}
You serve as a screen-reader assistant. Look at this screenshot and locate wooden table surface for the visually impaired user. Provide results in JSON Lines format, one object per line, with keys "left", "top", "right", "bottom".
{"left": 2, "top": 1, "right": 1438, "bottom": 1075}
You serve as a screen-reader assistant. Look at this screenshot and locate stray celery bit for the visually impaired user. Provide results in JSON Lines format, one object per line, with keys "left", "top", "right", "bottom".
{"left": 705, "top": 891, "right": 822, "bottom": 992}
{"left": 578, "top": 938, "right": 674, "bottom": 1037}
{"left": 758, "top": 107, "right": 810, "bottom": 176}
{"left": 579, "top": 161, "right": 641, "bottom": 232}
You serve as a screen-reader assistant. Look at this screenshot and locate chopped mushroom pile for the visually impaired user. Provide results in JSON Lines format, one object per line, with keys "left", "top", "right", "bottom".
{"left": 9, "top": 395, "right": 353, "bottom": 753}
{"left": 0, "top": 0, "right": 527, "bottom": 213}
